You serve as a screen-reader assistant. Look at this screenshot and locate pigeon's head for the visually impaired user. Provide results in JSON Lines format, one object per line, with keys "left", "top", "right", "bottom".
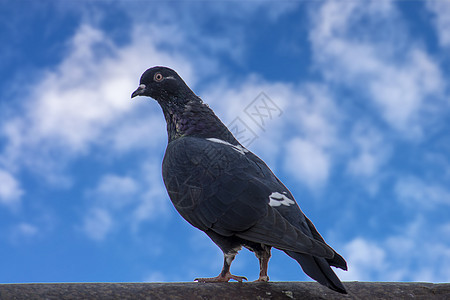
{"left": 131, "top": 66, "right": 195, "bottom": 103}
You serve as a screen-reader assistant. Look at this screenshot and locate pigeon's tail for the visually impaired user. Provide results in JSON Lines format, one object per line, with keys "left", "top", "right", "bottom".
{"left": 285, "top": 250, "right": 347, "bottom": 294}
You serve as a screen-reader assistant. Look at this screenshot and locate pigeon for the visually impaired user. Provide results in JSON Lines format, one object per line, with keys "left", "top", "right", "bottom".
{"left": 131, "top": 66, "right": 348, "bottom": 294}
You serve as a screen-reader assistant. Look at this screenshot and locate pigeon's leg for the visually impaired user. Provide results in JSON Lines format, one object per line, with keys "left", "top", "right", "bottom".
{"left": 195, "top": 252, "right": 248, "bottom": 282}
{"left": 255, "top": 246, "right": 271, "bottom": 282}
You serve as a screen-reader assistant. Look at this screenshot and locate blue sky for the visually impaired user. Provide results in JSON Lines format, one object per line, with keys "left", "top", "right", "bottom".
{"left": 1, "top": 0, "right": 450, "bottom": 284}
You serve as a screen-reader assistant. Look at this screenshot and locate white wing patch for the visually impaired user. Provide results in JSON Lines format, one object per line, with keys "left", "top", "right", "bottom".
{"left": 206, "top": 138, "right": 248, "bottom": 155}
{"left": 268, "top": 192, "right": 295, "bottom": 207}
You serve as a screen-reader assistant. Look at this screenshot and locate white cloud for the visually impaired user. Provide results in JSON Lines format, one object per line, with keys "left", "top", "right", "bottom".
{"left": 201, "top": 76, "right": 289, "bottom": 170}
{"left": 0, "top": 23, "right": 192, "bottom": 181}
{"left": 279, "top": 85, "right": 339, "bottom": 189}
{"left": 82, "top": 208, "right": 113, "bottom": 241}
{"left": 386, "top": 217, "right": 450, "bottom": 282}
{"left": 82, "top": 174, "right": 140, "bottom": 241}
{"left": 337, "top": 217, "right": 450, "bottom": 282}
{"left": 0, "top": 21, "right": 191, "bottom": 241}
{"left": 17, "top": 25, "right": 134, "bottom": 152}
{"left": 346, "top": 123, "right": 391, "bottom": 194}
{"left": 427, "top": 0, "right": 450, "bottom": 48}
{"left": 348, "top": 153, "right": 378, "bottom": 178}
{"left": 337, "top": 237, "right": 386, "bottom": 281}
{"left": 203, "top": 78, "right": 340, "bottom": 189}
{"left": 7, "top": 222, "right": 41, "bottom": 245}
{"left": 131, "top": 162, "right": 169, "bottom": 229}
{"left": 395, "top": 176, "right": 450, "bottom": 209}
{"left": 81, "top": 162, "right": 169, "bottom": 240}
{"left": 290, "top": 84, "right": 339, "bottom": 149}
{"left": 106, "top": 116, "right": 166, "bottom": 152}
{"left": 284, "top": 138, "right": 330, "bottom": 189}
{"left": 309, "top": 1, "right": 445, "bottom": 138}
{"left": 89, "top": 174, "right": 139, "bottom": 209}
{"left": 0, "top": 168, "right": 23, "bottom": 206}
{"left": 17, "top": 223, "right": 39, "bottom": 236}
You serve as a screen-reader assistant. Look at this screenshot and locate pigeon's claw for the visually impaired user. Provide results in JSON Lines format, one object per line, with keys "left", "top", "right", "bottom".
{"left": 227, "top": 274, "right": 248, "bottom": 282}
{"left": 254, "top": 275, "right": 269, "bottom": 282}
{"left": 195, "top": 272, "right": 247, "bottom": 283}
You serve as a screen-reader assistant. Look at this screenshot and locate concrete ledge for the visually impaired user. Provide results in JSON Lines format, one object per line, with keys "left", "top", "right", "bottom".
{"left": 0, "top": 282, "right": 448, "bottom": 299}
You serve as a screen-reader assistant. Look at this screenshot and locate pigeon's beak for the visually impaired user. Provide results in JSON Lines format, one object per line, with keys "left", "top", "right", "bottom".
{"left": 131, "top": 84, "right": 147, "bottom": 98}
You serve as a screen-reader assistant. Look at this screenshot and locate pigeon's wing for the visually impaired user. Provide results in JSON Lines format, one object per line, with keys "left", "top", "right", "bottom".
{"left": 162, "top": 137, "right": 334, "bottom": 258}
{"left": 162, "top": 136, "right": 264, "bottom": 232}
{"left": 245, "top": 152, "right": 347, "bottom": 267}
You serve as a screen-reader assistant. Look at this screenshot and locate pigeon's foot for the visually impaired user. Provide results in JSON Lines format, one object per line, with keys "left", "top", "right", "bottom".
{"left": 195, "top": 272, "right": 248, "bottom": 283}
{"left": 254, "top": 246, "right": 271, "bottom": 283}
{"left": 254, "top": 275, "right": 269, "bottom": 282}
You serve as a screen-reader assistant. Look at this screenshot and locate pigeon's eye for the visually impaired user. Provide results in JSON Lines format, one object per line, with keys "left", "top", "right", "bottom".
{"left": 154, "top": 73, "right": 164, "bottom": 82}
